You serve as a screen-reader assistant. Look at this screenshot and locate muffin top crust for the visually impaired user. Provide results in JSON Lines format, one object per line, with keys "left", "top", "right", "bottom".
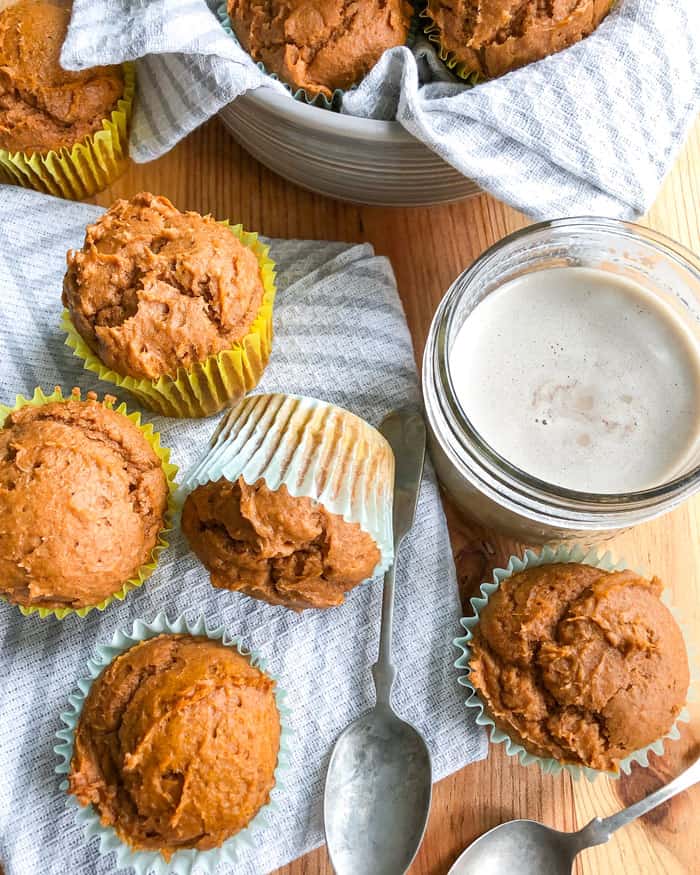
{"left": 0, "top": 0, "right": 124, "bottom": 153}
{"left": 69, "top": 634, "right": 281, "bottom": 857}
{"left": 227, "top": 0, "right": 412, "bottom": 98}
{"left": 182, "top": 477, "right": 381, "bottom": 610}
{"left": 426, "top": 0, "right": 614, "bottom": 80}
{"left": 0, "top": 395, "right": 168, "bottom": 609}
{"left": 468, "top": 563, "right": 689, "bottom": 771}
{"left": 62, "top": 192, "right": 265, "bottom": 381}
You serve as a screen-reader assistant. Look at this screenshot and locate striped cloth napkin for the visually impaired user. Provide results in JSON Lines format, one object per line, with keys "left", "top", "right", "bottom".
{"left": 0, "top": 187, "right": 485, "bottom": 875}
{"left": 60, "top": 0, "right": 700, "bottom": 219}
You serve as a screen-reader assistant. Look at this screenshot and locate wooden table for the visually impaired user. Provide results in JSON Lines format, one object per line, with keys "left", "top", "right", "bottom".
{"left": 90, "top": 116, "right": 700, "bottom": 875}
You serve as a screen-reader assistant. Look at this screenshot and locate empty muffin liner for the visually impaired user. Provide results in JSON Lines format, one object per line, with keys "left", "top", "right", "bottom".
{"left": 54, "top": 611, "right": 292, "bottom": 875}
{"left": 0, "top": 386, "right": 177, "bottom": 620}
{"left": 178, "top": 392, "right": 395, "bottom": 578}
{"left": 454, "top": 544, "right": 698, "bottom": 781}
{"left": 0, "top": 62, "right": 135, "bottom": 200}
{"left": 217, "top": 3, "right": 419, "bottom": 111}
{"left": 62, "top": 223, "right": 277, "bottom": 418}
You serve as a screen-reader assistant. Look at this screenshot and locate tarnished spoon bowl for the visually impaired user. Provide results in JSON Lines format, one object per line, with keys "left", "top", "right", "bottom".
{"left": 449, "top": 754, "right": 700, "bottom": 875}
{"left": 324, "top": 706, "right": 432, "bottom": 875}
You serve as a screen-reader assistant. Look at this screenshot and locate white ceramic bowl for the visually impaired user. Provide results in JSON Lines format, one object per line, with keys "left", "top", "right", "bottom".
{"left": 218, "top": 86, "right": 480, "bottom": 207}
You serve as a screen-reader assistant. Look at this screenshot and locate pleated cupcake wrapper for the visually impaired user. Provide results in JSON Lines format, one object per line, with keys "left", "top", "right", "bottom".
{"left": 420, "top": 11, "right": 480, "bottom": 84}
{"left": 178, "top": 392, "right": 395, "bottom": 577}
{"left": 54, "top": 611, "right": 293, "bottom": 875}
{"left": 454, "top": 544, "right": 698, "bottom": 782}
{"left": 63, "top": 223, "right": 277, "bottom": 418}
{"left": 217, "top": 3, "right": 419, "bottom": 111}
{"left": 0, "top": 62, "right": 135, "bottom": 200}
{"left": 0, "top": 386, "right": 177, "bottom": 620}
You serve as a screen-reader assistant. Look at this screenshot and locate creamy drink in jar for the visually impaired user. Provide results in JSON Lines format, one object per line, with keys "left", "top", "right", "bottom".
{"left": 422, "top": 219, "right": 700, "bottom": 543}
{"left": 448, "top": 267, "right": 700, "bottom": 494}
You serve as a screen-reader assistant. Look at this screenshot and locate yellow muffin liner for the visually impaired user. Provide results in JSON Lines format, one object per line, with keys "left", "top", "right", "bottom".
{"left": 0, "top": 62, "right": 135, "bottom": 200}
{"left": 0, "top": 386, "right": 178, "bottom": 620}
{"left": 62, "top": 223, "right": 277, "bottom": 418}
{"left": 454, "top": 545, "right": 698, "bottom": 781}
{"left": 420, "top": 10, "right": 480, "bottom": 83}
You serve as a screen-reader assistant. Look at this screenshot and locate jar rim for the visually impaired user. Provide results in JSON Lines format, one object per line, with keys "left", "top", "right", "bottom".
{"left": 435, "top": 216, "right": 700, "bottom": 512}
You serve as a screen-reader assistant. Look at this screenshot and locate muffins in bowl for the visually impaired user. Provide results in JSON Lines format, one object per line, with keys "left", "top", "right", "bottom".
{"left": 226, "top": 0, "right": 413, "bottom": 100}
{"left": 424, "top": 0, "right": 615, "bottom": 80}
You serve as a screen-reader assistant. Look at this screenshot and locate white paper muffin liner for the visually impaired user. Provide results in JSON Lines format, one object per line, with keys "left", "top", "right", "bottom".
{"left": 178, "top": 393, "right": 395, "bottom": 577}
{"left": 454, "top": 544, "right": 697, "bottom": 782}
{"left": 55, "top": 612, "right": 292, "bottom": 875}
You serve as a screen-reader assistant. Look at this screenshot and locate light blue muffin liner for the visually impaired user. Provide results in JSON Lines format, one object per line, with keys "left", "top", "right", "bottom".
{"left": 454, "top": 544, "right": 697, "bottom": 782}
{"left": 217, "top": 2, "right": 419, "bottom": 111}
{"left": 55, "top": 611, "right": 292, "bottom": 874}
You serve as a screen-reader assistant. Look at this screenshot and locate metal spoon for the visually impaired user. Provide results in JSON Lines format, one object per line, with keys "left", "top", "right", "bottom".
{"left": 323, "top": 408, "right": 432, "bottom": 875}
{"left": 449, "top": 753, "right": 700, "bottom": 875}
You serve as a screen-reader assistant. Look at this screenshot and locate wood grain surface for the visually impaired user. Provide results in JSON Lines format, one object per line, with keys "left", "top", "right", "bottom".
{"left": 86, "top": 115, "right": 700, "bottom": 875}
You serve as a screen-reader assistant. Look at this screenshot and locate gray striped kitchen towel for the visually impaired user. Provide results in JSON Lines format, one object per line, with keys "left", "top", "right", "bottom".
{"left": 60, "top": 0, "right": 700, "bottom": 220}
{"left": 0, "top": 186, "right": 485, "bottom": 875}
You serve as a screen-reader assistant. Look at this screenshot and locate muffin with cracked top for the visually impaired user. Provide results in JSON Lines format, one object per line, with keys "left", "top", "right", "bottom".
{"left": 68, "top": 633, "right": 281, "bottom": 858}
{"left": 425, "top": 0, "right": 615, "bottom": 80}
{"left": 467, "top": 562, "right": 690, "bottom": 772}
{"left": 0, "top": 389, "right": 169, "bottom": 612}
{"left": 0, "top": 0, "right": 124, "bottom": 154}
{"left": 62, "top": 192, "right": 276, "bottom": 417}
{"left": 227, "top": 0, "right": 412, "bottom": 99}
{"left": 0, "top": 0, "right": 133, "bottom": 197}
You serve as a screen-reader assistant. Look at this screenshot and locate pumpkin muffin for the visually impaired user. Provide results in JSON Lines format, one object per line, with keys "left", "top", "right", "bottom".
{"left": 0, "top": 0, "right": 124, "bottom": 154}
{"left": 468, "top": 563, "right": 689, "bottom": 772}
{"left": 68, "top": 634, "right": 281, "bottom": 858}
{"left": 182, "top": 477, "right": 381, "bottom": 611}
{"left": 227, "top": 0, "right": 412, "bottom": 98}
{"left": 426, "top": 0, "right": 615, "bottom": 80}
{"left": 63, "top": 192, "right": 266, "bottom": 383}
{"left": 0, "top": 393, "right": 168, "bottom": 610}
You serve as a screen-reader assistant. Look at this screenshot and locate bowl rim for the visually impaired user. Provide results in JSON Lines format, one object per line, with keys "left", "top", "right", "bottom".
{"left": 240, "top": 85, "right": 415, "bottom": 143}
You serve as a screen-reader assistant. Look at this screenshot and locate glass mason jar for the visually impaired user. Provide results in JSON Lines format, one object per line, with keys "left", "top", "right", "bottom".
{"left": 422, "top": 218, "right": 700, "bottom": 544}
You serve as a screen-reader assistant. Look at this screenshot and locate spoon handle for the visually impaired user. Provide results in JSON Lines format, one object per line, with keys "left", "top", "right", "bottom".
{"left": 374, "top": 409, "right": 426, "bottom": 709}
{"left": 603, "top": 754, "right": 700, "bottom": 835}
{"left": 372, "top": 562, "right": 397, "bottom": 707}
{"left": 577, "top": 754, "right": 700, "bottom": 849}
